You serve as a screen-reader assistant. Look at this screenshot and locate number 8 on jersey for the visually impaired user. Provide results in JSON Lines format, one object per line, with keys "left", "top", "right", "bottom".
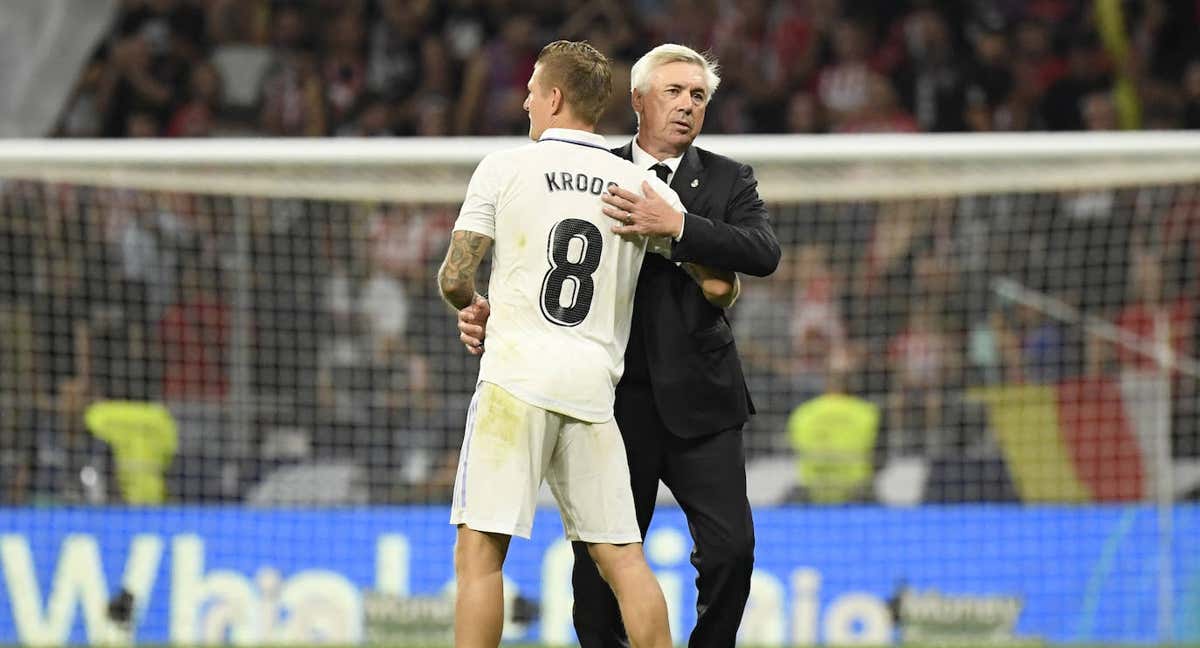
{"left": 540, "top": 218, "right": 603, "bottom": 326}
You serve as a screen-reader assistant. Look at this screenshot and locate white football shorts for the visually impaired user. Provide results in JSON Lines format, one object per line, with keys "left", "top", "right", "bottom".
{"left": 450, "top": 381, "right": 641, "bottom": 544}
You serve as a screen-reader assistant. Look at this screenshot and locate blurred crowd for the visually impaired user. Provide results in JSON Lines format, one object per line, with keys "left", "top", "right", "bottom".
{"left": 54, "top": 0, "right": 1200, "bottom": 138}
{"left": 5, "top": 0, "right": 1199, "bottom": 506}
{"left": 2, "top": 180, "right": 1198, "bottom": 506}
{"left": 744, "top": 188, "right": 1199, "bottom": 501}
{"left": 0, "top": 183, "right": 472, "bottom": 505}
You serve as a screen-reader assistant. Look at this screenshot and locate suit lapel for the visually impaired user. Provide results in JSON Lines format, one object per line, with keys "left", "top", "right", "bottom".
{"left": 613, "top": 142, "right": 634, "bottom": 162}
{"left": 671, "top": 146, "right": 704, "bottom": 209}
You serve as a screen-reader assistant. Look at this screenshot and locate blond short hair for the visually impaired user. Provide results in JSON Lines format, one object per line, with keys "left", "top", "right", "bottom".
{"left": 536, "top": 40, "right": 613, "bottom": 125}
{"left": 630, "top": 44, "right": 721, "bottom": 99}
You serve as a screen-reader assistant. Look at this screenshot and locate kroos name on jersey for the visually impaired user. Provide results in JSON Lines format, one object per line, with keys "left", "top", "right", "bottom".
{"left": 544, "top": 171, "right": 618, "bottom": 195}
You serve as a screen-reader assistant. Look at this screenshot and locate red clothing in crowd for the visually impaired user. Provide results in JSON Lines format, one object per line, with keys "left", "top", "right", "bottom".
{"left": 1115, "top": 299, "right": 1194, "bottom": 373}
{"left": 159, "top": 292, "right": 230, "bottom": 400}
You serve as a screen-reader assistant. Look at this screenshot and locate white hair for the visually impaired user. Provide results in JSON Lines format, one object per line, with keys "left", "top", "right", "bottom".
{"left": 629, "top": 44, "right": 721, "bottom": 100}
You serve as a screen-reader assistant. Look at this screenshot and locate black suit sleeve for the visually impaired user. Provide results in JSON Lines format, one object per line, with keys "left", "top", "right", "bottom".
{"left": 669, "top": 162, "right": 781, "bottom": 277}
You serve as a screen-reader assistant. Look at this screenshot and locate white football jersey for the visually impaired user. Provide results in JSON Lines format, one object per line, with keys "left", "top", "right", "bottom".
{"left": 454, "top": 128, "right": 683, "bottom": 423}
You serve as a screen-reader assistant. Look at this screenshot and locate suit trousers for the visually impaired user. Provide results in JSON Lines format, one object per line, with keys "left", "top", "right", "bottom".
{"left": 572, "top": 381, "right": 755, "bottom": 648}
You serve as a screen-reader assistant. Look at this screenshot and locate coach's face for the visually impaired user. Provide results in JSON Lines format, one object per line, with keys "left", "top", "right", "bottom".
{"left": 524, "top": 64, "right": 557, "bottom": 141}
{"left": 633, "top": 61, "right": 709, "bottom": 157}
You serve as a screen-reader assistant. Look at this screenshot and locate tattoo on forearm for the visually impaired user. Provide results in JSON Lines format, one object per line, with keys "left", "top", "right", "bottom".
{"left": 438, "top": 230, "right": 493, "bottom": 309}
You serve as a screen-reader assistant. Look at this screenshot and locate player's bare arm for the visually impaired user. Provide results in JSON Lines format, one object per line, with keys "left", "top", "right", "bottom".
{"left": 437, "top": 230, "right": 493, "bottom": 310}
{"left": 682, "top": 263, "right": 740, "bottom": 309}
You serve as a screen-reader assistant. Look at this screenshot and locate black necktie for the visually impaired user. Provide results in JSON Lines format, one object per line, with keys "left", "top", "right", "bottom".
{"left": 650, "top": 163, "right": 671, "bottom": 185}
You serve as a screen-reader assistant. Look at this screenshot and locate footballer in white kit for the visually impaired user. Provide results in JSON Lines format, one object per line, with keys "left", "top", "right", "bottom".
{"left": 448, "top": 127, "right": 683, "bottom": 542}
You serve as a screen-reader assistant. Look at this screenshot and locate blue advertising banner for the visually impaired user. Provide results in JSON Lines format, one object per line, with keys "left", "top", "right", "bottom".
{"left": 0, "top": 506, "right": 1196, "bottom": 645}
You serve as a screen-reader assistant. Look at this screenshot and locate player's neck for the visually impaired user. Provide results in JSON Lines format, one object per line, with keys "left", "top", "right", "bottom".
{"left": 545, "top": 116, "right": 595, "bottom": 135}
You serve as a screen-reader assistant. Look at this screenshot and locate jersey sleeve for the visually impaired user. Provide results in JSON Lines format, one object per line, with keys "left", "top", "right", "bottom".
{"left": 644, "top": 174, "right": 685, "bottom": 258}
{"left": 648, "top": 175, "right": 686, "bottom": 213}
{"left": 453, "top": 153, "right": 505, "bottom": 238}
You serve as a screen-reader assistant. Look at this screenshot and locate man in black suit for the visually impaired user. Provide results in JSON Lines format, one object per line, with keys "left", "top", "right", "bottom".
{"left": 458, "top": 43, "right": 780, "bottom": 647}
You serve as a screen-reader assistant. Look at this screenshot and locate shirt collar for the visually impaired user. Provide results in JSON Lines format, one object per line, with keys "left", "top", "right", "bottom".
{"left": 537, "top": 128, "right": 608, "bottom": 150}
{"left": 632, "top": 139, "right": 683, "bottom": 175}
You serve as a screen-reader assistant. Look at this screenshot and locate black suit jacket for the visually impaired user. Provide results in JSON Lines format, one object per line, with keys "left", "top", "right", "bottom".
{"left": 616, "top": 142, "right": 781, "bottom": 438}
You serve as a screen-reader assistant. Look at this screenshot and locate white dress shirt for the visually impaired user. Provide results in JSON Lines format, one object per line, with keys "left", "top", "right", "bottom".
{"left": 631, "top": 140, "right": 686, "bottom": 241}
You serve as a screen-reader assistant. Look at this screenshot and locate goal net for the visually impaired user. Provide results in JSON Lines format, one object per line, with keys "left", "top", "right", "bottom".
{"left": 0, "top": 133, "right": 1198, "bottom": 646}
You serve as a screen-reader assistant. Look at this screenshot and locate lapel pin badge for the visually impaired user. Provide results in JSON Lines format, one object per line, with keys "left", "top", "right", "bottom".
{"left": 691, "top": 178, "right": 699, "bottom": 188}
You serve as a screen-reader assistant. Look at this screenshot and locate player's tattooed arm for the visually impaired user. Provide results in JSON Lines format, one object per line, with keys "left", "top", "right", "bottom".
{"left": 437, "top": 230, "right": 493, "bottom": 310}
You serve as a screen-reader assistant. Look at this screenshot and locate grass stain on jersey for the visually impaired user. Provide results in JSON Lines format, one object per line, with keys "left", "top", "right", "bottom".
{"left": 477, "top": 384, "right": 522, "bottom": 453}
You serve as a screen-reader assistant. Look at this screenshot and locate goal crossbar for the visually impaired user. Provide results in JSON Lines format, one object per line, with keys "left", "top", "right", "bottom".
{"left": 3, "top": 132, "right": 1199, "bottom": 203}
